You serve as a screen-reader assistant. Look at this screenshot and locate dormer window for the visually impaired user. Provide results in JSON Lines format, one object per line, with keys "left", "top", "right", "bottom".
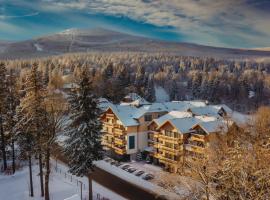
{"left": 144, "top": 114, "right": 152, "bottom": 122}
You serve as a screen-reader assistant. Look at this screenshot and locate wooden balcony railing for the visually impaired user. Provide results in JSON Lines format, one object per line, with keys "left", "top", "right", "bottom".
{"left": 159, "top": 145, "right": 183, "bottom": 155}
{"left": 106, "top": 113, "right": 115, "bottom": 118}
{"left": 112, "top": 146, "right": 126, "bottom": 155}
{"left": 189, "top": 134, "right": 205, "bottom": 142}
{"left": 184, "top": 144, "right": 205, "bottom": 154}
{"left": 103, "top": 122, "right": 114, "bottom": 128}
{"left": 114, "top": 137, "right": 126, "bottom": 145}
{"left": 158, "top": 135, "right": 183, "bottom": 144}
{"left": 114, "top": 128, "right": 126, "bottom": 136}
{"left": 158, "top": 156, "right": 179, "bottom": 165}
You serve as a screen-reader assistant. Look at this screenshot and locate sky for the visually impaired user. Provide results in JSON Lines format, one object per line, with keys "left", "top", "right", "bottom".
{"left": 0, "top": 0, "right": 269, "bottom": 48}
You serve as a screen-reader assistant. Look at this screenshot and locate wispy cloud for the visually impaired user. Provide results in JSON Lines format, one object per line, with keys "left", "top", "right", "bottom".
{"left": 40, "top": 0, "right": 269, "bottom": 47}
{"left": 0, "top": 12, "right": 39, "bottom": 19}
{"left": 0, "top": 0, "right": 269, "bottom": 47}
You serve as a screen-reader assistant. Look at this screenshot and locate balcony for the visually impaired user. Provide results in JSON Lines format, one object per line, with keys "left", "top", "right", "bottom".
{"left": 113, "top": 146, "right": 126, "bottom": 155}
{"left": 159, "top": 145, "right": 183, "bottom": 155}
{"left": 103, "top": 122, "right": 114, "bottom": 128}
{"left": 153, "top": 143, "right": 159, "bottom": 149}
{"left": 153, "top": 132, "right": 159, "bottom": 138}
{"left": 106, "top": 113, "right": 115, "bottom": 118}
{"left": 158, "top": 134, "right": 182, "bottom": 144}
{"left": 190, "top": 134, "right": 205, "bottom": 143}
{"left": 184, "top": 144, "right": 205, "bottom": 154}
{"left": 114, "top": 137, "right": 126, "bottom": 145}
{"left": 114, "top": 124, "right": 124, "bottom": 129}
{"left": 158, "top": 156, "right": 179, "bottom": 165}
{"left": 114, "top": 128, "right": 126, "bottom": 136}
{"left": 101, "top": 140, "right": 113, "bottom": 148}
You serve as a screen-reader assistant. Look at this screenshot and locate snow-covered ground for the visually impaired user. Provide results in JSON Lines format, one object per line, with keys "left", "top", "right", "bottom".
{"left": 34, "top": 43, "right": 43, "bottom": 51}
{"left": 155, "top": 86, "right": 169, "bottom": 103}
{"left": 0, "top": 160, "right": 124, "bottom": 200}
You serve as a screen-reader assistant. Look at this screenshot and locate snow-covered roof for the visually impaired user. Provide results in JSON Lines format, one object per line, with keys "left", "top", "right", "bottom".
{"left": 168, "top": 117, "right": 201, "bottom": 134}
{"left": 98, "top": 98, "right": 111, "bottom": 111}
{"left": 103, "top": 100, "right": 248, "bottom": 130}
{"left": 192, "top": 120, "right": 233, "bottom": 134}
{"left": 107, "top": 104, "right": 139, "bottom": 126}
{"left": 153, "top": 111, "right": 192, "bottom": 126}
{"left": 188, "top": 105, "right": 225, "bottom": 117}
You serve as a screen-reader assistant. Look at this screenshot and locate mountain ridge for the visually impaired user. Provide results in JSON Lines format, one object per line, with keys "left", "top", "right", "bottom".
{"left": 1, "top": 28, "right": 270, "bottom": 60}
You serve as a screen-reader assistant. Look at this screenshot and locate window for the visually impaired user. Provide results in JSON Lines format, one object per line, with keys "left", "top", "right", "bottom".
{"left": 144, "top": 114, "right": 152, "bottom": 122}
{"left": 129, "top": 136, "right": 135, "bottom": 150}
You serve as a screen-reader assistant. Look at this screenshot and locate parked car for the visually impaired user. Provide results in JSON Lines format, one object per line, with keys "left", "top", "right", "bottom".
{"left": 121, "top": 164, "right": 130, "bottom": 170}
{"left": 142, "top": 173, "right": 154, "bottom": 180}
{"left": 114, "top": 162, "right": 122, "bottom": 167}
{"left": 127, "top": 167, "right": 137, "bottom": 173}
{"left": 110, "top": 161, "right": 118, "bottom": 165}
{"left": 135, "top": 170, "right": 145, "bottom": 176}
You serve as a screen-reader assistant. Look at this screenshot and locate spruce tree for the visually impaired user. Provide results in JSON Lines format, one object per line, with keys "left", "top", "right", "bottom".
{"left": 64, "top": 69, "right": 103, "bottom": 200}
{"left": 0, "top": 62, "right": 8, "bottom": 171}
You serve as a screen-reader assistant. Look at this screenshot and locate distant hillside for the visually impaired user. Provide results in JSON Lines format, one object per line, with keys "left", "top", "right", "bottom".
{"left": 1, "top": 28, "right": 270, "bottom": 59}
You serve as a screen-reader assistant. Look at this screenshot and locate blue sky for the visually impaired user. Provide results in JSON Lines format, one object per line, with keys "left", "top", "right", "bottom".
{"left": 0, "top": 0, "right": 269, "bottom": 48}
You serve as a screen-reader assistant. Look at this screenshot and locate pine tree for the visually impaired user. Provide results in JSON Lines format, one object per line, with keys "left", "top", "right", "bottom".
{"left": 20, "top": 63, "right": 47, "bottom": 197}
{"left": 170, "top": 80, "right": 178, "bottom": 101}
{"left": 0, "top": 62, "right": 8, "bottom": 171}
{"left": 64, "top": 69, "right": 103, "bottom": 200}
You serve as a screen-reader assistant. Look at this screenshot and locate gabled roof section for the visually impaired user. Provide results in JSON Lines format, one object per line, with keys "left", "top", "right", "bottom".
{"left": 105, "top": 104, "right": 139, "bottom": 127}
{"left": 192, "top": 120, "right": 233, "bottom": 134}
{"left": 157, "top": 117, "right": 201, "bottom": 134}
{"left": 170, "top": 117, "right": 201, "bottom": 134}
{"left": 153, "top": 111, "right": 192, "bottom": 126}
{"left": 187, "top": 105, "right": 226, "bottom": 117}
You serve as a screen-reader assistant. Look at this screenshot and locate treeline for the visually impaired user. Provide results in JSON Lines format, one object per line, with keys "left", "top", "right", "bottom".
{"left": 3, "top": 52, "right": 270, "bottom": 111}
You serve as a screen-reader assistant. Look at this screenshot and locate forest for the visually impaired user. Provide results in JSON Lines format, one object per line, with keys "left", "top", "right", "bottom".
{"left": 3, "top": 52, "right": 270, "bottom": 112}
{"left": 0, "top": 52, "right": 270, "bottom": 200}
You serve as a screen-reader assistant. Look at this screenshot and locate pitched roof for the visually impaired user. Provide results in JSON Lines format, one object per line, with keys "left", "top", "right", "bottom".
{"left": 192, "top": 120, "right": 233, "bottom": 134}
{"left": 169, "top": 117, "right": 201, "bottom": 133}
{"left": 188, "top": 105, "right": 225, "bottom": 117}
{"left": 108, "top": 104, "right": 139, "bottom": 126}
{"left": 153, "top": 111, "right": 192, "bottom": 126}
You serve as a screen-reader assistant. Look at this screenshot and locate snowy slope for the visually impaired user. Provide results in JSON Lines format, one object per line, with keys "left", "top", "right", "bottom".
{"left": 155, "top": 86, "right": 170, "bottom": 103}
{"left": 0, "top": 160, "right": 124, "bottom": 200}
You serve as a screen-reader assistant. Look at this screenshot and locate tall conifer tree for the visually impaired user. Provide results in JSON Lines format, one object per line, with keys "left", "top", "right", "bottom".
{"left": 64, "top": 68, "right": 103, "bottom": 200}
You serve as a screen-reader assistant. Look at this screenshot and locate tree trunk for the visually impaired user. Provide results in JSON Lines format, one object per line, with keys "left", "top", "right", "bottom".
{"left": 28, "top": 154, "right": 34, "bottom": 197}
{"left": 88, "top": 176, "right": 93, "bottom": 200}
{"left": 44, "top": 146, "right": 50, "bottom": 200}
{"left": 0, "top": 116, "right": 7, "bottom": 171}
{"left": 39, "top": 153, "right": 44, "bottom": 197}
{"left": 12, "top": 139, "right": 15, "bottom": 174}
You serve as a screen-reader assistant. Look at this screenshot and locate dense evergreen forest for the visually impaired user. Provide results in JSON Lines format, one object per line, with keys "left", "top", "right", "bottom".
{"left": 3, "top": 52, "right": 270, "bottom": 112}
